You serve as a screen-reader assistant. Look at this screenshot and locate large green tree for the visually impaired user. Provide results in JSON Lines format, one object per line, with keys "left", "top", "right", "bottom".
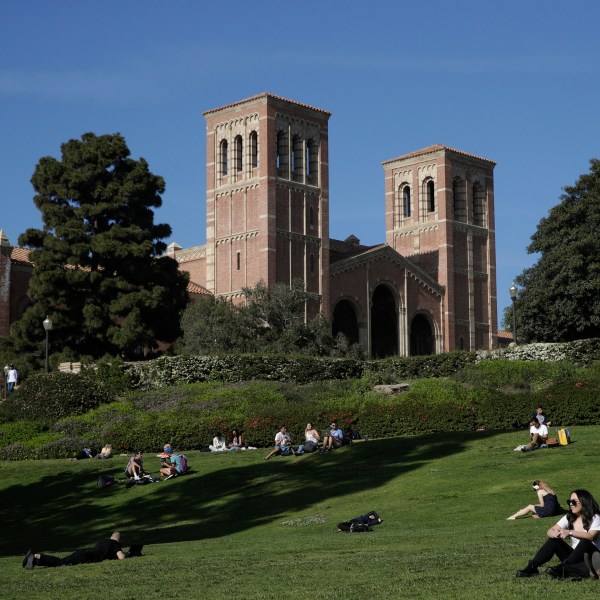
{"left": 12, "top": 133, "right": 189, "bottom": 359}
{"left": 507, "top": 158, "right": 600, "bottom": 342}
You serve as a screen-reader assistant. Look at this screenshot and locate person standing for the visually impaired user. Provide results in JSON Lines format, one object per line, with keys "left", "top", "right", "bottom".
{"left": 6, "top": 364, "right": 18, "bottom": 395}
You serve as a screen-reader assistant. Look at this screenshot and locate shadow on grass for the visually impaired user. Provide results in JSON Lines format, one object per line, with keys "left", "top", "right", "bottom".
{"left": 0, "top": 431, "right": 498, "bottom": 556}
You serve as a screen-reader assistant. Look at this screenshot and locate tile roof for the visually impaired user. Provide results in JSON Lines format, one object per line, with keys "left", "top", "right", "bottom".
{"left": 203, "top": 92, "right": 331, "bottom": 117}
{"left": 10, "top": 247, "right": 32, "bottom": 265}
{"left": 382, "top": 144, "right": 495, "bottom": 166}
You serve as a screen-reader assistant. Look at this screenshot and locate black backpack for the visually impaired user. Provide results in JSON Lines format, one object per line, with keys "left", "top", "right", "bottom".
{"left": 97, "top": 474, "right": 115, "bottom": 488}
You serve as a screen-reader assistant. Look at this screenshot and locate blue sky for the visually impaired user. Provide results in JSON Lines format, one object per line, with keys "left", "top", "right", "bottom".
{"left": 2, "top": 0, "right": 599, "bottom": 324}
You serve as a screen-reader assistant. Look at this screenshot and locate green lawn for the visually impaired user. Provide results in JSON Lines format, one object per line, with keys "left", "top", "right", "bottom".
{"left": 2, "top": 427, "right": 600, "bottom": 599}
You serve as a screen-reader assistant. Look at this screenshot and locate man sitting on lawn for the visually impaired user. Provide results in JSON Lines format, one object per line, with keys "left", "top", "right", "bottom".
{"left": 159, "top": 448, "right": 188, "bottom": 478}
{"left": 264, "top": 425, "right": 296, "bottom": 459}
{"left": 320, "top": 421, "right": 344, "bottom": 453}
{"left": 125, "top": 450, "right": 147, "bottom": 479}
{"left": 23, "top": 531, "right": 126, "bottom": 568}
{"left": 523, "top": 418, "right": 549, "bottom": 451}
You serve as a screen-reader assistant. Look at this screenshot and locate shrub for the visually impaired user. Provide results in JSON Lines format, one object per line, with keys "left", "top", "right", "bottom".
{"left": 0, "top": 372, "right": 115, "bottom": 424}
{"left": 363, "top": 351, "right": 476, "bottom": 384}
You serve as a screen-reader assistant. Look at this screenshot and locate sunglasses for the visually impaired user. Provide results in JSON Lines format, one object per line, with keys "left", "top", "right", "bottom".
{"left": 568, "top": 499, "right": 580, "bottom": 506}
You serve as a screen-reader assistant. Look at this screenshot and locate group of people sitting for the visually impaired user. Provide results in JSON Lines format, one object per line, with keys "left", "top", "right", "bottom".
{"left": 264, "top": 421, "right": 354, "bottom": 460}
{"left": 510, "top": 482, "right": 600, "bottom": 580}
{"left": 208, "top": 429, "right": 256, "bottom": 452}
{"left": 124, "top": 445, "right": 188, "bottom": 482}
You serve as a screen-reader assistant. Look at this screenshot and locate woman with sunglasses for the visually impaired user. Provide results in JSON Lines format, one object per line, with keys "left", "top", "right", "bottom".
{"left": 516, "top": 489, "right": 600, "bottom": 578}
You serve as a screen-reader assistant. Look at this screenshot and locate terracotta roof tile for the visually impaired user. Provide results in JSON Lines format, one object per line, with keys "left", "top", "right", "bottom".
{"left": 382, "top": 144, "right": 495, "bottom": 166}
{"left": 203, "top": 92, "right": 331, "bottom": 117}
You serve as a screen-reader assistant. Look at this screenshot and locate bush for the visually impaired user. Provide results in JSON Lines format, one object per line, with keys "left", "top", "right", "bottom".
{"left": 0, "top": 372, "right": 115, "bottom": 424}
{"left": 363, "top": 351, "right": 476, "bottom": 384}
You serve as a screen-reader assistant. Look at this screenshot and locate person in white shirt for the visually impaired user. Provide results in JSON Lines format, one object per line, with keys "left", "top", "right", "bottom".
{"left": 522, "top": 419, "right": 548, "bottom": 451}
{"left": 264, "top": 425, "right": 295, "bottom": 460}
{"left": 516, "top": 489, "right": 600, "bottom": 578}
{"left": 297, "top": 423, "right": 321, "bottom": 454}
{"left": 209, "top": 432, "right": 228, "bottom": 452}
{"left": 6, "top": 365, "right": 18, "bottom": 395}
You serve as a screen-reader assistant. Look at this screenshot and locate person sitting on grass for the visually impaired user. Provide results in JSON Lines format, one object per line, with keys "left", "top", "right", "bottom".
{"left": 228, "top": 429, "right": 244, "bottom": 450}
{"left": 320, "top": 421, "right": 344, "bottom": 453}
{"left": 296, "top": 422, "right": 320, "bottom": 454}
{"left": 516, "top": 489, "right": 600, "bottom": 579}
{"left": 507, "top": 480, "right": 564, "bottom": 520}
{"left": 209, "top": 432, "right": 228, "bottom": 452}
{"left": 159, "top": 448, "right": 188, "bottom": 478}
{"left": 96, "top": 444, "right": 113, "bottom": 459}
{"left": 125, "top": 450, "right": 147, "bottom": 480}
{"left": 522, "top": 419, "right": 548, "bottom": 452}
{"left": 23, "top": 531, "right": 125, "bottom": 569}
{"left": 264, "top": 425, "right": 296, "bottom": 459}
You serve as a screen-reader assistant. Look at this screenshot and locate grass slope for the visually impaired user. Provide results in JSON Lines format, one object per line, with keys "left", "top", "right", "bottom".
{"left": 2, "top": 427, "right": 600, "bottom": 599}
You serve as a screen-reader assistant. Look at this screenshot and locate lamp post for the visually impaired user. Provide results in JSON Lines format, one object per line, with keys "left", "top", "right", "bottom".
{"left": 509, "top": 283, "right": 518, "bottom": 345}
{"left": 43, "top": 316, "right": 53, "bottom": 374}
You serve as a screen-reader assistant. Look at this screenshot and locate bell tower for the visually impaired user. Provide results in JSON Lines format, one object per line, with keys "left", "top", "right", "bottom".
{"left": 382, "top": 145, "right": 498, "bottom": 351}
{"left": 203, "top": 93, "right": 331, "bottom": 314}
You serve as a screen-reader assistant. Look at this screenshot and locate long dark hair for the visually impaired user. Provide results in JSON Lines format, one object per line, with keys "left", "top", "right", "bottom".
{"left": 567, "top": 489, "right": 600, "bottom": 530}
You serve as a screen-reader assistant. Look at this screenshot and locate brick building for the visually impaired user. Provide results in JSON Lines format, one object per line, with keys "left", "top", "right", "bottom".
{"left": 170, "top": 93, "right": 498, "bottom": 356}
{"left": 1, "top": 92, "right": 498, "bottom": 356}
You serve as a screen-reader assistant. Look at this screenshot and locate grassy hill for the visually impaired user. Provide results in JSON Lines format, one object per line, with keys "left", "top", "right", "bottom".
{"left": 1, "top": 427, "right": 600, "bottom": 599}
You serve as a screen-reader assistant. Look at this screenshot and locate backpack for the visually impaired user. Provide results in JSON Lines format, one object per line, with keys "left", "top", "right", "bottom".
{"left": 337, "top": 511, "right": 383, "bottom": 532}
{"left": 97, "top": 474, "right": 115, "bottom": 488}
{"left": 176, "top": 454, "right": 188, "bottom": 474}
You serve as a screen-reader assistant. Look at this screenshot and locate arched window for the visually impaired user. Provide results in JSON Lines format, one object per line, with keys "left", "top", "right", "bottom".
{"left": 234, "top": 135, "right": 243, "bottom": 172}
{"left": 292, "top": 135, "right": 303, "bottom": 180}
{"left": 249, "top": 131, "right": 258, "bottom": 168}
{"left": 453, "top": 177, "right": 466, "bottom": 221}
{"left": 472, "top": 182, "right": 486, "bottom": 226}
{"left": 276, "top": 130, "right": 288, "bottom": 176}
{"left": 427, "top": 180, "right": 435, "bottom": 212}
{"left": 403, "top": 186, "right": 411, "bottom": 218}
{"left": 220, "top": 139, "right": 228, "bottom": 176}
{"left": 305, "top": 139, "right": 318, "bottom": 184}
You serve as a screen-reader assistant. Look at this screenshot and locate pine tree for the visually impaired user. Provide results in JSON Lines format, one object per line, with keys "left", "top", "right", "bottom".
{"left": 12, "top": 133, "right": 189, "bottom": 358}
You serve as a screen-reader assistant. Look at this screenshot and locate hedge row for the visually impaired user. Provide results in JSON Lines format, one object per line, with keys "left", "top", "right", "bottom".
{"left": 2, "top": 375, "right": 599, "bottom": 460}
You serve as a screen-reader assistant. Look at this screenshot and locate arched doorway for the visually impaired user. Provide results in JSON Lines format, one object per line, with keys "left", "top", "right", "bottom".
{"left": 332, "top": 300, "right": 359, "bottom": 345}
{"left": 410, "top": 313, "right": 434, "bottom": 356}
{"left": 371, "top": 285, "right": 397, "bottom": 358}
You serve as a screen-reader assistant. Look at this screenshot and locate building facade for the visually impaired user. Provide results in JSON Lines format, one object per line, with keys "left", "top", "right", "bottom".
{"left": 1, "top": 92, "right": 498, "bottom": 356}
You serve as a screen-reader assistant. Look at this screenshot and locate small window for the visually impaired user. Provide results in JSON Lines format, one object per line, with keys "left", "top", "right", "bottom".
{"left": 250, "top": 131, "right": 258, "bottom": 168}
{"left": 220, "top": 139, "right": 228, "bottom": 176}
{"left": 473, "top": 183, "right": 486, "bottom": 226}
{"left": 310, "top": 253, "right": 315, "bottom": 274}
{"left": 276, "top": 130, "right": 288, "bottom": 176}
{"left": 236, "top": 251, "right": 241, "bottom": 271}
{"left": 403, "top": 186, "right": 411, "bottom": 218}
{"left": 453, "top": 178, "right": 466, "bottom": 221}
{"left": 309, "top": 206, "right": 314, "bottom": 228}
{"left": 235, "top": 135, "right": 243, "bottom": 172}
{"left": 427, "top": 180, "right": 435, "bottom": 212}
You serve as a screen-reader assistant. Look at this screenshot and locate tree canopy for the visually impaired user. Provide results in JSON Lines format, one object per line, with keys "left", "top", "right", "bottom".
{"left": 179, "top": 280, "right": 361, "bottom": 357}
{"left": 12, "top": 132, "right": 189, "bottom": 359}
{"left": 507, "top": 158, "right": 600, "bottom": 343}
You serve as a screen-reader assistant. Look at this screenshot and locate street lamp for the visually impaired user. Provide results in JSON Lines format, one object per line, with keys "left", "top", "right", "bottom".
{"left": 43, "top": 316, "right": 53, "bottom": 374}
{"left": 509, "top": 283, "right": 518, "bottom": 345}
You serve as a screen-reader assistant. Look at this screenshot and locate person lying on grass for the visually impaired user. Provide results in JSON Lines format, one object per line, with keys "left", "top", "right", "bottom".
{"left": 507, "top": 480, "right": 564, "bottom": 520}
{"left": 23, "top": 531, "right": 125, "bottom": 569}
{"left": 516, "top": 489, "right": 600, "bottom": 579}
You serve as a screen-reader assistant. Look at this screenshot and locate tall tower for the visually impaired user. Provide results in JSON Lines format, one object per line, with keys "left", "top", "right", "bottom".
{"left": 382, "top": 145, "right": 498, "bottom": 351}
{"left": 203, "top": 93, "right": 331, "bottom": 314}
